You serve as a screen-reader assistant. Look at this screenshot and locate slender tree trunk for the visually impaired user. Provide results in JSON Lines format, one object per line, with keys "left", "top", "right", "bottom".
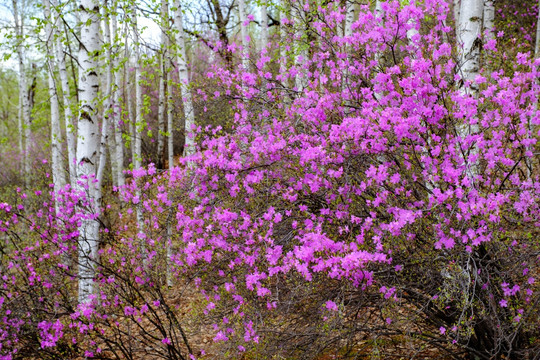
{"left": 344, "top": 0, "right": 355, "bottom": 38}
{"left": 457, "top": 0, "right": 483, "bottom": 180}
{"left": 458, "top": 0, "right": 483, "bottom": 94}
{"left": 12, "top": 0, "right": 31, "bottom": 186}
{"left": 173, "top": 0, "right": 196, "bottom": 157}
{"left": 131, "top": 5, "right": 146, "bottom": 257}
{"left": 157, "top": 0, "right": 168, "bottom": 170}
{"left": 280, "top": 1, "right": 288, "bottom": 77}
{"left": 454, "top": 0, "right": 461, "bottom": 39}
{"left": 127, "top": 76, "right": 136, "bottom": 165}
{"left": 132, "top": 9, "right": 143, "bottom": 170}
{"left": 167, "top": 67, "right": 174, "bottom": 168}
{"left": 483, "top": 0, "right": 494, "bottom": 40}
{"left": 97, "top": 1, "right": 114, "bottom": 190}
{"left": 111, "top": 1, "right": 125, "bottom": 187}
{"left": 43, "top": 0, "right": 66, "bottom": 198}
{"left": 51, "top": 0, "right": 76, "bottom": 185}
{"left": 260, "top": 0, "right": 268, "bottom": 51}
{"left": 342, "top": 1, "right": 356, "bottom": 91}
{"left": 294, "top": 5, "right": 305, "bottom": 92}
{"left": 406, "top": 1, "right": 419, "bottom": 44}
{"left": 238, "top": 0, "right": 250, "bottom": 71}
{"left": 77, "top": 0, "right": 101, "bottom": 304}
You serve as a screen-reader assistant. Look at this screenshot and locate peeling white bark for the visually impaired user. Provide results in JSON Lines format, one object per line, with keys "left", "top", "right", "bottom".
{"left": 77, "top": 0, "right": 101, "bottom": 304}
{"left": 458, "top": 0, "right": 483, "bottom": 93}
{"left": 457, "top": 0, "right": 483, "bottom": 180}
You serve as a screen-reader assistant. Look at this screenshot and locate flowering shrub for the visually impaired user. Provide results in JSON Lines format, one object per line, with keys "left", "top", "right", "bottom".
{"left": 0, "top": 0, "right": 539, "bottom": 359}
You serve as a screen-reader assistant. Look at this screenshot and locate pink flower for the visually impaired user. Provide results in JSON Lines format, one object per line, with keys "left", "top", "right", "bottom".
{"left": 325, "top": 300, "right": 338, "bottom": 311}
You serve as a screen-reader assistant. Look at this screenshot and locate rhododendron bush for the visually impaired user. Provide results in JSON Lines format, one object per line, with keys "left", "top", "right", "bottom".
{"left": 1, "top": 0, "right": 539, "bottom": 359}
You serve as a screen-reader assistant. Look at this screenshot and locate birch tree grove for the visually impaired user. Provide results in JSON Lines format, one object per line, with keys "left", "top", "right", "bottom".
{"left": 2, "top": 1, "right": 540, "bottom": 359}
{"left": 76, "top": 0, "right": 102, "bottom": 304}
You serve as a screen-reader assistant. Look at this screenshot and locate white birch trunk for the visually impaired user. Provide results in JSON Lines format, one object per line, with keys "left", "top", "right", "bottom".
{"left": 167, "top": 68, "right": 174, "bottom": 168}
{"left": 280, "top": 1, "right": 288, "bottom": 76}
{"left": 51, "top": 0, "right": 77, "bottom": 185}
{"left": 131, "top": 5, "right": 146, "bottom": 257}
{"left": 342, "top": 1, "right": 356, "bottom": 91}
{"left": 374, "top": 0, "right": 383, "bottom": 101}
{"left": 458, "top": 0, "right": 483, "bottom": 179}
{"left": 483, "top": 0, "right": 494, "bottom": 40}
{"left": 12, "top": 0, "right": 31, "bottom": 185}
{"left": 127, "top": 77, "right": 136, "bottom": 165}
{"left": 260, "top": 1, "right": 268, "bottom": 52}
{"left": 111, "top": 1, "right": 125, "bottom": 187}
{"left": 97, "top": 2, "right": 114, "bottom": 189}
{"left": 173, "top": 0, "right": 196, "bottom": 157}
{"left": 238, "top": 0, "right": 250, "bottom": 71}
{"left": 406, "top": 1, "right": 419, "bottom": 44}
{"left": 157, "top": 0, "right": 168, "bottom": 169}
{"left": 43, "top": 0, "right": 66, "bottom": 198}
{"left": 294, "top": 5, "right": 304, "bottom": 92}
{"left": 132, "top": 10, "right": 143, "bottom": 170}
{"left": 454, "top": 0, "right": 461, "bottom": 39}
{"left": 458, "top": 0, "right": 483, "bottom": 94}
{"left": 344, "top": 1, "right": 355, "bottom": 38}
{"left": 77, "top": 0, "right": 101, "bottom": 304}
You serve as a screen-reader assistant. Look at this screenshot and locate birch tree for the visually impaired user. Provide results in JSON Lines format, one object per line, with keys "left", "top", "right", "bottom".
{"left": 132, "top": 7, "right": 143, "bottom": 170}
{"left": 344, "top": 0, "right": 355, "bottom": 39}
{"left": 457, "top": 0, "right": 483, "bottom": 96}
{"left": 51, "top": 0, "right": 77, "bottom": 185}
{"left": 238, "top": 0, "right": 250, "bottom": 72}
{"left": 457, "top": 0, "right": 483, "bottom": 179}
{"left": 43, "top": 0, "right": 66, "bottom": 200}
{"left": 111, "top": 1, "right": 125, "bottom": 187}
{"left": 77, "top": 0, "right": 102, "bottom": 304}
{"left": 96, "top": 1, "right": 114, "bottom": 192}
{"left": 454, "top": 0, "right": 461, "bottom": 38}
{"left": 260, "top": 0, "right": 269, "bottom": 51}
{"left": 280, "top": 0, "right": 288, "bottom": 76}
{"left": 12, "top": 0, "right": 31, "bottom": 184}
{"left": 483, "top": 0, "right": 494, "bottom": 40}
{"left": 173, "top": 0, "right": 196, "bottom": 157}
{"left": 157, "top": 0, "right": 169, "bottom": 169}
